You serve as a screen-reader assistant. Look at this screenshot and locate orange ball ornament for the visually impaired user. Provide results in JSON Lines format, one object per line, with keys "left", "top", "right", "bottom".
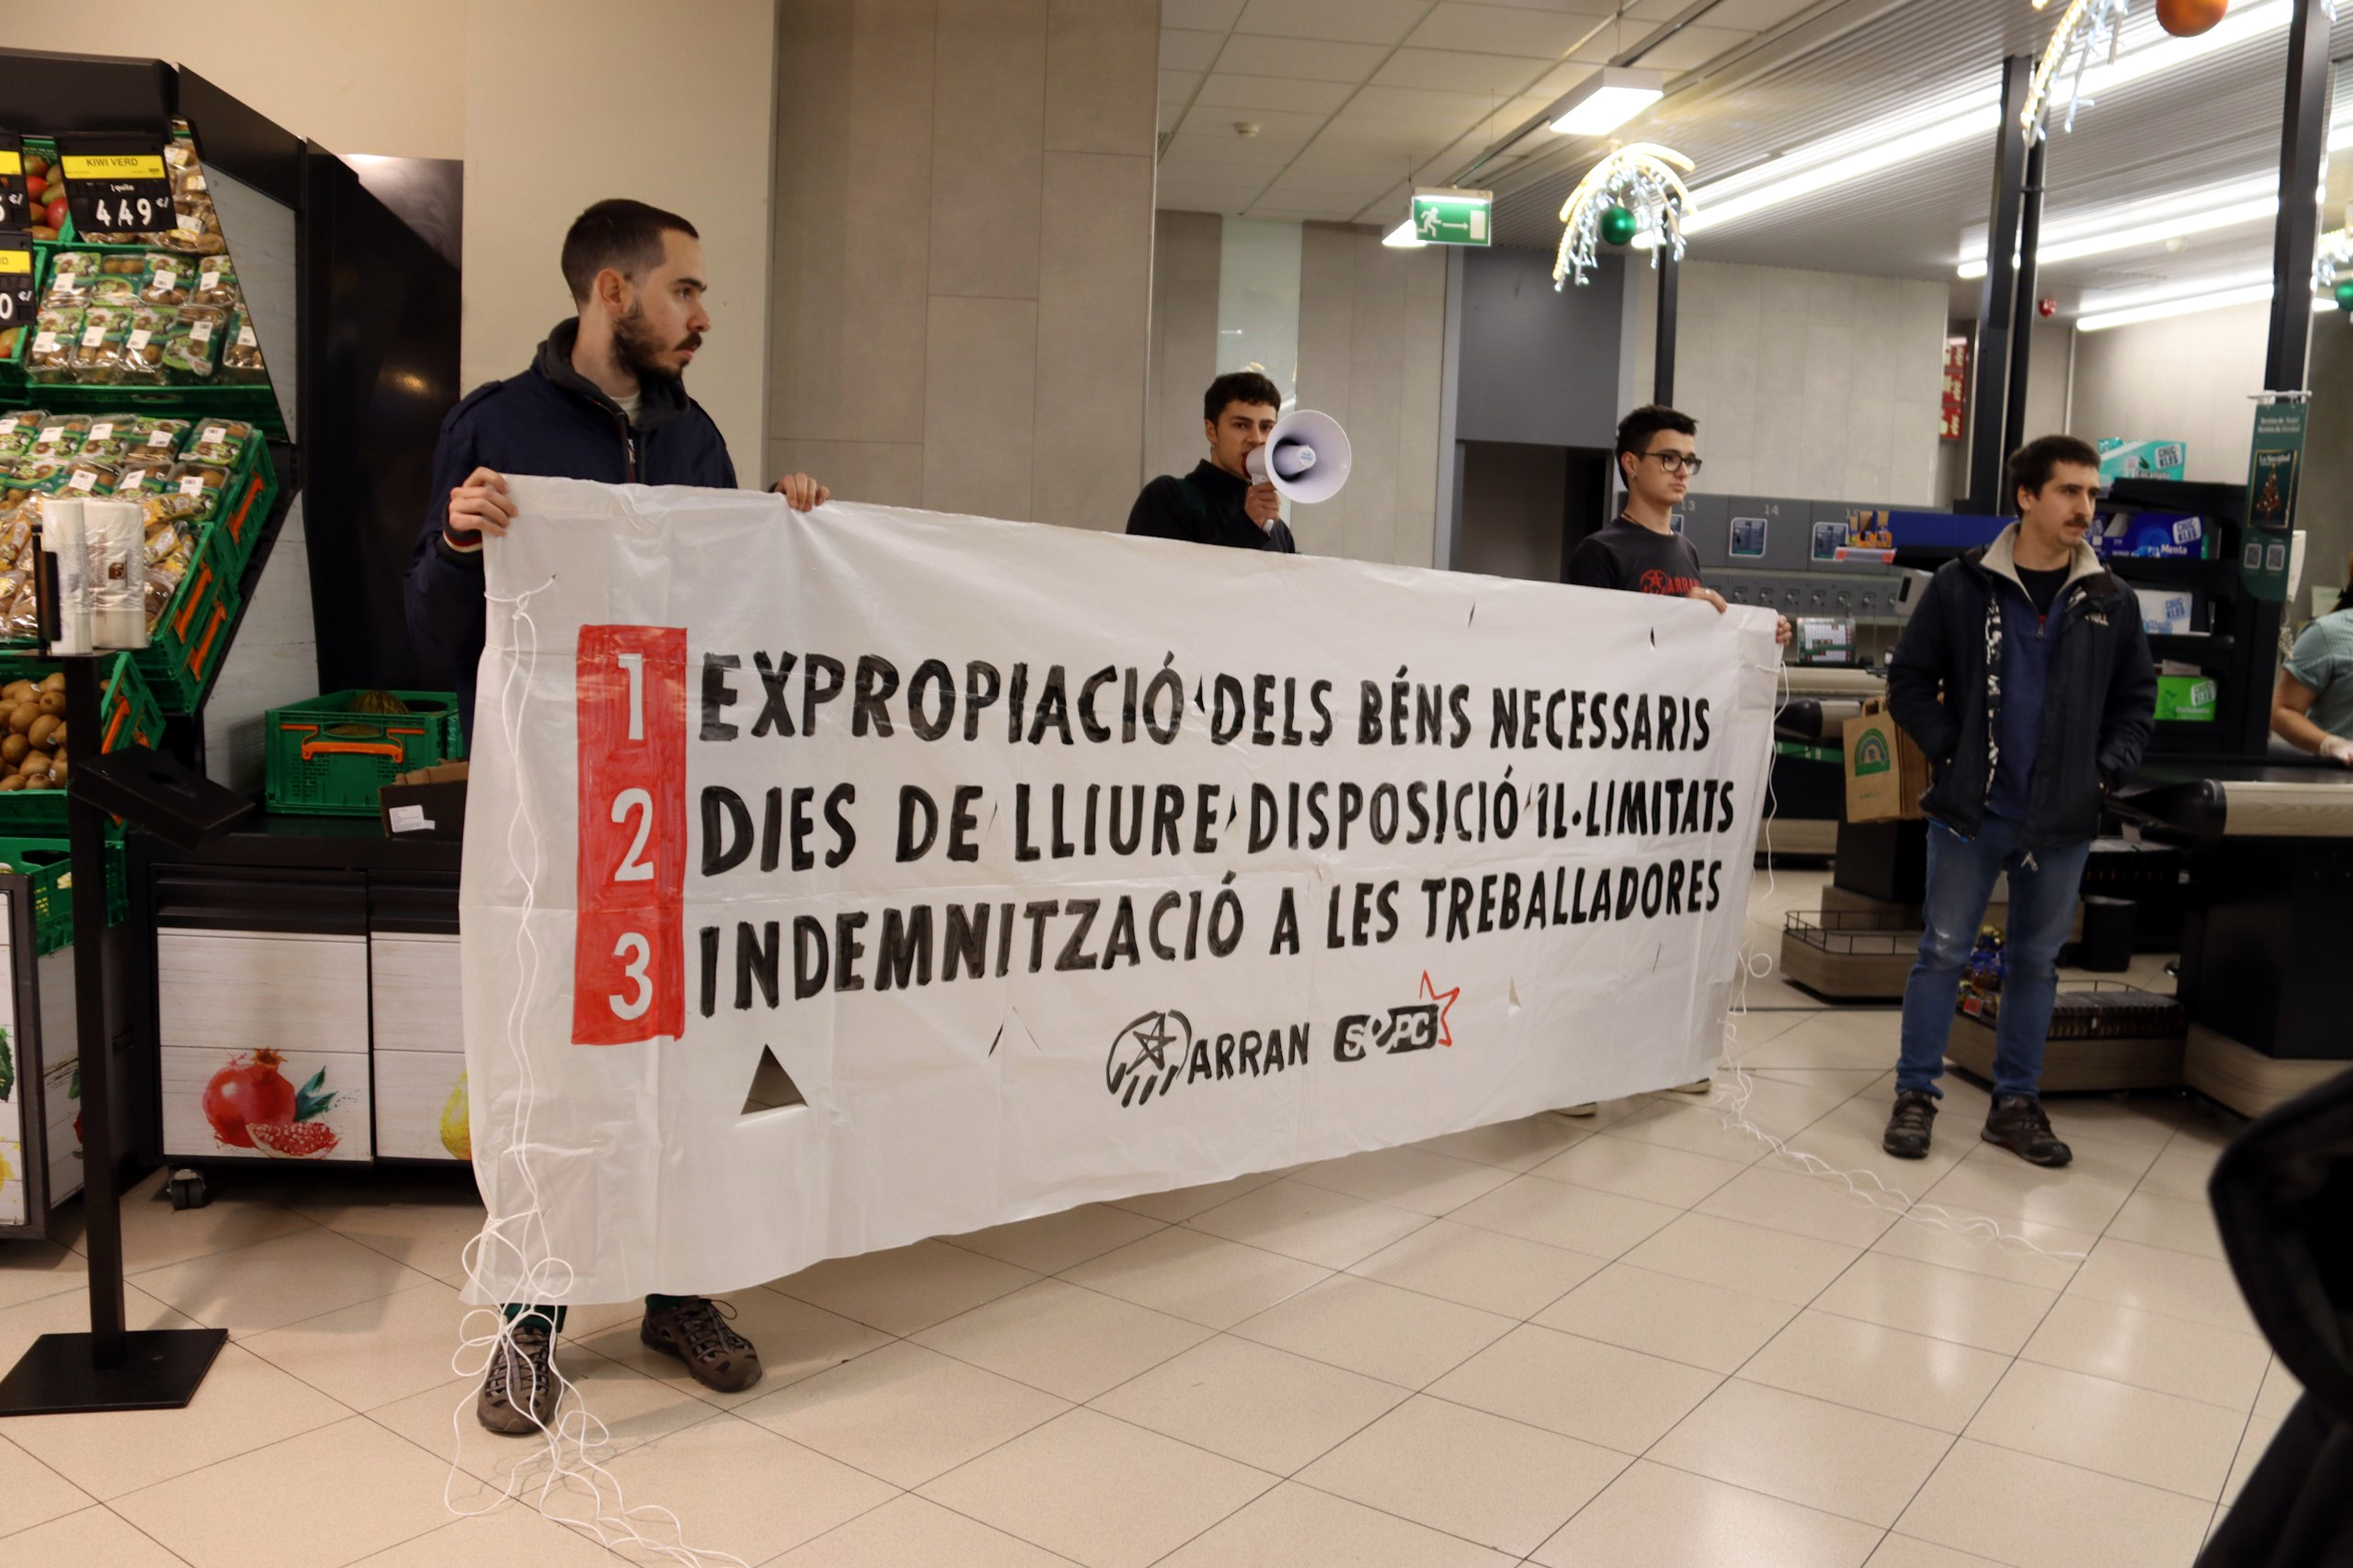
{"left": 2156, "top": 0, "right": 2228, "bottom": 36}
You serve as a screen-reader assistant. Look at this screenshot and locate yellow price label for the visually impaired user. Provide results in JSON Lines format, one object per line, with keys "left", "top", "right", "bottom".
{"left": 0, "top": 252, "right": 31, "bottom": 275}
{"left": 61, "top": 153, "right": 167, "bottom": 180}
{"left": 0, "top": 152, "right": 20, "bottom": 176}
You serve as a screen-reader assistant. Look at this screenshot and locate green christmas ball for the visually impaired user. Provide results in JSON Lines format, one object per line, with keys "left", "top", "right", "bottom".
{"left": 1598, "top": 204, "right": 1639, "bottom": 247}
{"left": 2335, "top": 278, "right": 2353, "bottom": 311}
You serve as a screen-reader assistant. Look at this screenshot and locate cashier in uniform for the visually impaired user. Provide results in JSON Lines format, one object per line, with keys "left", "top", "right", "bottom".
{"left": 2270, "top": 550, "right": 2353, "bottom": 766}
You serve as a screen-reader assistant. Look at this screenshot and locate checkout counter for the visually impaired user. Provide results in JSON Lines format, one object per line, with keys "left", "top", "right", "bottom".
{"left": 2113, "top": 761, "right": 2353, "bottom": 1116}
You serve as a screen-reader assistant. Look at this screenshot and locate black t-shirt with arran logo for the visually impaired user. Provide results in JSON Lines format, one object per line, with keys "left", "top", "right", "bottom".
{"left": 1567, "top": 516, "right": 1706, "bottom": 598}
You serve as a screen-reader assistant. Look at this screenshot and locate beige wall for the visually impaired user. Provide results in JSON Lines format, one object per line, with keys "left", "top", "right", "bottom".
{"left": 1633, "top": 259, "right": 1947, "bottom": 503}
{"left": 1290, "top": 223, "right": 1447, "bottom": 567}
{"left": 464, "top": 0, "right": 778, "bottom": 476}
{"left": 1146, "top": 210, "right": 1222, "bottom": 486}
{"left": 0, "top": 0, "right": 465, "bottom": 159}
{"left": 768, "top": 0, "right": 1157, "bottom": 526}
{"left": 2067, "top": 301, "right": 2270, "bottom": 486}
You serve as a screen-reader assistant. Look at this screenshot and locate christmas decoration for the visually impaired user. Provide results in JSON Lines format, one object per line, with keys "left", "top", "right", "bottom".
{"left": 2317, "top": 226, "right": 2353, "bottom": 312}
{"left": 2023, "top": 0, "right": 2132, "bottom": 138}
{"left": 1552, "top": 144, "right": 1695, "bottom": 290}
{"left": 2337, "top": 279, "right": 2353, "bottom": 312}
{"left": 2155, "top": 0, "right": 2228, "bottom": 34}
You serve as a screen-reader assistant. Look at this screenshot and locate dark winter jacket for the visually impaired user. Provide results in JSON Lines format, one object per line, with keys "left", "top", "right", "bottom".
{"left": 1884, "top": 523, "right": 2155, "bottom": 848}
{"left": 2194, "top": 1070, "right": 2353, "bottom": 1568}
{"left": 1127, "top": 460, "right": 1297, "bottom": 553}
{"left": 404, "top": 319, "right": 738, "bottom": 742}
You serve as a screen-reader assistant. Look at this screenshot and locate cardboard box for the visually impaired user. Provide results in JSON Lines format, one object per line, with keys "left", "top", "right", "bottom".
{"left": 379, "top": 760, "right": 468, "bottom": 842}
{"left": 1844, "top": 698, "right": 1932, "bottom": 822}
{"left": 2155, "top": 675, "right": 2217, "bottom": 723}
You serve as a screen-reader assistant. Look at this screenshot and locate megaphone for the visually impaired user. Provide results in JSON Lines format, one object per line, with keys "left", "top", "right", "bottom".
{"left": 1245, "top": 409, "right": 1352, "bottom": 504}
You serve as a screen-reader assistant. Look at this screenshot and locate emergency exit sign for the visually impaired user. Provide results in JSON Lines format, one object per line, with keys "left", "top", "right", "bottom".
{"left": 1411, "top": 187, "right": 1493, "bottom": 246}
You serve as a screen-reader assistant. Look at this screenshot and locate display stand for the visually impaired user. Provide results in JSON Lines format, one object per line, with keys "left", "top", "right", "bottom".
{"left": 0, "top": 656, "right": 247, "bottom": 1417}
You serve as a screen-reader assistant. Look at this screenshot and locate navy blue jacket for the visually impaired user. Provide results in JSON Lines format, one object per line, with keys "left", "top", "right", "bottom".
{"left": 405, "top": 319, "right": 737, "bottom": 742}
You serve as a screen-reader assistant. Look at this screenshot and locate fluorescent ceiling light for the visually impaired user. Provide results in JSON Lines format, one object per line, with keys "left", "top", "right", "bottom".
{"left": 1681, "top": 0, "right": 2293, "bottom": 236}
{"left": 2077, "top": 270, "right": 2278, "bottom": 330}
{"left": 1549, "top": 68, "right": 1665, "bottom": 138}
{"left": 1956, "top": 191, "right": 2280, "bottom": 279}
{"left": 1382, "top": 219, "right": 1427, "bottom": 248}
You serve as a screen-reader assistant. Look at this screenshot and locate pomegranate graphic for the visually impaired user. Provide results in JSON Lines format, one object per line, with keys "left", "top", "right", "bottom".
{"left": 200, "top": 1049, "right": 339, "bottom": 1154}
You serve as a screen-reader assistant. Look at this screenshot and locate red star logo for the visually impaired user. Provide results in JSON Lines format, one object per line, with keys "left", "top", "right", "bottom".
{"left": 1419, "top": 972, "right": 1460, "bottom": 1047}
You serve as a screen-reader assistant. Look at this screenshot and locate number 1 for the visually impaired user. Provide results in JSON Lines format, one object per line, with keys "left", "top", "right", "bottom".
{"left": 617, "top": 651, "right": 644, "bottom": 741}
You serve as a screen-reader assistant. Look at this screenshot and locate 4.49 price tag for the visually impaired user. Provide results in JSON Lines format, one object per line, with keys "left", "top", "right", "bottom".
{"left": 0, "top": 237, "right": 32, "bottom": 327}
{"left": 56, "top": 133, "right": 174, "bottom": 235}
{"left": 0, "top": 132, "right": 25, "bottom": 232}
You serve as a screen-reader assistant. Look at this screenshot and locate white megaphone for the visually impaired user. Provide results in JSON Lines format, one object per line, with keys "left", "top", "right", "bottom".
{"left": 1245, "top": 409, "right": 1352, "bottom": 504}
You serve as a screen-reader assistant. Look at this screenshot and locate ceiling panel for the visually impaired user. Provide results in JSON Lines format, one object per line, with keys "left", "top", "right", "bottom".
{"left": 1699, "top": 0, "right": 1836, "bottom": 28}
{"left": 1232, "top": 0, "right": 1433, "bottom": 46}
{"left": 1208, "top": 34, "right": 1391, "bottom": 82}
{"left": 1162, "top": 0, "right": 1248, "bottom": 29}
{"left": 1191, "top": 72, "right": 1360, "bottom": 113}
{"left": 1633, "top": 24, "right": 1756, "bottom": 72}
{"left": 1161, "top": 133, "right": 1309, "bottom": 169}
{"left": 1403, "top": 2, "right": 1614, "bottom": 57}
{"left": 1343, "top": 83, "right": 1509, "bottom": 122}
{"left": 1161, "top": 28, "right": 1226, "bottom": 72}
{"left": 1371, "top": 47, "right": 1559, "bottom": 95}
{"left": 1179, "top": 104, "right": 1332, "bottom": 140}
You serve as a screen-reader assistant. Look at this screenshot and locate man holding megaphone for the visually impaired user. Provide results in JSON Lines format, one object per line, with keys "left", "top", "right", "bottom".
{"left": 1130, "top": 371, "right": 1346, "bottom": 553}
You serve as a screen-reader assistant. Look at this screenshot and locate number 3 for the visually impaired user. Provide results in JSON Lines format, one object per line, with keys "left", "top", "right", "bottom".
{"left": 610, "top": 933, "right": 653, "bottom": 1020}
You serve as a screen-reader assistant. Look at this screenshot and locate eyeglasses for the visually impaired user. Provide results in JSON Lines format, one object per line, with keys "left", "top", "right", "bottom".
{"left": 1643, "top": 451, "right": 1703, "bottom": 475}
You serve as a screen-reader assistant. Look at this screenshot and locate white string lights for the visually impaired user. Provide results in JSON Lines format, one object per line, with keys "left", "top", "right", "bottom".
{"left": 2316, "top": 225, "right": 2353, "bottom": 311}
{"left": 2024, "top": 0, "right": 2137, "bottom": 138}
{"left": 1552, "top": 143, "right": 1696, "bottom": 290}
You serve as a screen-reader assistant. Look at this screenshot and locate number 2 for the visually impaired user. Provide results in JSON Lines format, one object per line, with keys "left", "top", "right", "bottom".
{"left": 610, "top": 933, "right": 652, "bottom": 1019}
{"left": 611, "top": 788, "right": 654, "bottom": 882}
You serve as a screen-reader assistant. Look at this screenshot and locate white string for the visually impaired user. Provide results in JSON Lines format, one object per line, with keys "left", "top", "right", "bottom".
{"left": 442, "top": 572, "right": 749, "bottom": 1567}
{"left": 1696, "top": 646, "right": 2089, "bottom": 1266}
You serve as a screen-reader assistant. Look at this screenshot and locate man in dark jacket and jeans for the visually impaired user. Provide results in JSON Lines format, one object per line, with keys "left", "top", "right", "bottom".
{"left": 406, "top": 198, "right": 829, "bottom": 1436}
{"left": 1880, "top": 435, "right": 2155, "bottom": 1167}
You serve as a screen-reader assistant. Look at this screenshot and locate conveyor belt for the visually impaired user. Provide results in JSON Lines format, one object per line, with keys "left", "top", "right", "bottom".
{"left": 2114, "top": 764, "right": 2353, "bottom": 843}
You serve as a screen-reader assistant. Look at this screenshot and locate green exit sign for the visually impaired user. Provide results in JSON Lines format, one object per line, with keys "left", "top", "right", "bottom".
{"left": 1409, "top": 187, "right": 1493, "bottom": 246}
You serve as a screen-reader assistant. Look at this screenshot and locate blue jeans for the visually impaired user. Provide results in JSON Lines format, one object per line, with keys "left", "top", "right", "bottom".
{"left": 1896, "top": 815, "right": 2091, "bottom": 1102}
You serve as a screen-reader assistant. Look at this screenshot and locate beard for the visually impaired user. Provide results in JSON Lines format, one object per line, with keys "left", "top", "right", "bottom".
{"left": 613, "top": 302, "right": 701, "bottom": 382}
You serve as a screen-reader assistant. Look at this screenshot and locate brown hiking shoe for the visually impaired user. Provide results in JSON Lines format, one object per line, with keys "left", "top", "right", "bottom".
{"left": 476, "top": 1314, "right": 559, "bottom": 1436}
{"left": 1882, "top": 1090, "right": 1938, "bottom": 1159}
{"left": 641, "top": 1297, "right": 762, "bottom": 1393}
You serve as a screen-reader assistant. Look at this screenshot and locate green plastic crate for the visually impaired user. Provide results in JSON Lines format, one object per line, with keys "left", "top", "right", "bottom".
{"left": 265, "top": 691, "right": 464, "bottom": 816}
{"left": 0, "top": 653, "right": 160, "bottom": 831}
{"left": 208, "top": 435, "right": 276, "bottom": 579}
{"left": 0, "top": 835, "right": 127, "bottom": 956}
{"left": 131, "top": 514, "right": 240, "bottom": 714}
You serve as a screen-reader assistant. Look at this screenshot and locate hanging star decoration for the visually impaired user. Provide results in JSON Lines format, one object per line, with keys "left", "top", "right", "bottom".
{"left": 2316, "top": 225, "right": 2353, "bottom": 312}
{"left": 1552, "top": 143, "right": 1695, "bottom": 291}
{"left": 2022, "top": 0, "right": 2134, "bottom": 138}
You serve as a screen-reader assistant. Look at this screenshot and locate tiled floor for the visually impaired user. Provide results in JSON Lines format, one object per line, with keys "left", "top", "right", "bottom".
{"left": 0, "top": 870, "right": 2296, "bottom": 1567}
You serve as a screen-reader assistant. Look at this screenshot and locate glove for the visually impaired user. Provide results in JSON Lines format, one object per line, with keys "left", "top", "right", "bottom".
{"left": 2321, "top": 734, "right": 2353, "bottom": 767}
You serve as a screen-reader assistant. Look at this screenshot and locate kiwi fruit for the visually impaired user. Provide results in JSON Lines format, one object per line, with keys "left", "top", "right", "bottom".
{"left": 8, "top": 703, "right": 36, "bottom": 735}
{"left": 0, "top": 681, "right": 30, "bottom": 703}
{"left": 25, "top": 777, "right": 54, "bottom": 791}
{"left": 0, "top": 777, "right": 24, "bottom": 793}
{"left": 39, "top": 672, "right": 64, "bottom": 692}
{"left": 28, "top": 715, "right": 59, "bottom": 749}
{"left": 2, "top": 736, "right": 26, "bottom": 765}
{"left": 35, "top": 690, "right": 63, "bottom": 717}
{"left": 48, "top": 757, "right": 67, "bottom": 785}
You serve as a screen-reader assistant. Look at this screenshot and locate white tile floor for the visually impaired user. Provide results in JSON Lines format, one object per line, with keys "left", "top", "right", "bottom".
{"left": 0, "top": 870, "right": 2296, "bottom": 1567}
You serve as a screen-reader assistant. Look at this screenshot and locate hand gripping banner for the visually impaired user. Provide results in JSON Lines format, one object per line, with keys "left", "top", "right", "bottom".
{"left": 461, "top": 479, "right": 1780, "bottom": 1303}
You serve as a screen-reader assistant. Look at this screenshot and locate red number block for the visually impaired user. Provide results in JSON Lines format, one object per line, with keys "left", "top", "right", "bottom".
{"left": 572, "top": 625, "right": 688, "bottom": 1045}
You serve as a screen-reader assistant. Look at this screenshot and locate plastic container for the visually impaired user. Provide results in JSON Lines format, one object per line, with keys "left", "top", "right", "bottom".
{"left": 131, "top": 517, "right": 239, "bottom": 714}
{"left": 0, "top": 653, "right": 161, "bottom": 831}
{"left": 264, "top": 691, "right": 464, "bottom": 815}
{"left": 0, "top": 835, "right": 128, "bottom": 956}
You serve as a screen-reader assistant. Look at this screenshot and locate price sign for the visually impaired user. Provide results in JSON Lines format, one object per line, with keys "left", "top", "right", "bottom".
{"left": 573, "top": 624, "right": 689, "bottom": 1044}
{"left": 0, "top": 236, "right": 30, "bottom": 326}
{"left": 0, "top": 132, "right": 25, "bottom": 231}
{"left": 56, "top": 134, "right": 174, "bottom": 235}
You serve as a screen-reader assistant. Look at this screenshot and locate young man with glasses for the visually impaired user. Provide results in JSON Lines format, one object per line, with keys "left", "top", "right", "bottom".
{"left": 1560, "top": 406, "right": 1787, "bottom": 1111}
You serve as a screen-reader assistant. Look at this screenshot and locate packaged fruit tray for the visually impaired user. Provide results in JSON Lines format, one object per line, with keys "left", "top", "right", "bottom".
{"left": 0, "top": 656, "right": 159, "bottom": 830}
{"left": 265, "top": 691, "right": 465, "bottom": 816}
{"left": 0, "top": 835, "right": 128, "bottom": 957}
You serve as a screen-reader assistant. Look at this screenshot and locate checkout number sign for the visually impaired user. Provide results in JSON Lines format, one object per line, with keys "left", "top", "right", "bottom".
{"left": 573, "top": 625, "right": 688, "bottom": 1044}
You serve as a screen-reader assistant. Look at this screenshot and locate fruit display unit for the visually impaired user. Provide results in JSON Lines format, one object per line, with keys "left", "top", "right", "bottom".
{"left": 0, "top": 125, "right": 290, "bottom": 723}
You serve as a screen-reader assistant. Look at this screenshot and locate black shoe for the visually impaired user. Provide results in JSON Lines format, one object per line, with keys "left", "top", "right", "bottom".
{"left": 1882, "top": 1090, "right": 1938, "bottom": 1159}
{"left": 642, "top": 1296, "right": 763, "bottom": 1394}
{"left": 476, "top": 1314, "right": 558, "bottom": 1435}
{"left": 1982, "top": 1094, "right": 2072, "bottom": 1167}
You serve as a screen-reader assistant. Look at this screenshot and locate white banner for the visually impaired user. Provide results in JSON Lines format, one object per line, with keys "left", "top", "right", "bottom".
{"left": 461, "top": 479, "right": 1779, "bottom": 1304}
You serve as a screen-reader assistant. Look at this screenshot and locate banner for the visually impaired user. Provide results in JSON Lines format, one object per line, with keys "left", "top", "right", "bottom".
{"left": 461, "top": 480, "right": 1780, "bottom": 1303}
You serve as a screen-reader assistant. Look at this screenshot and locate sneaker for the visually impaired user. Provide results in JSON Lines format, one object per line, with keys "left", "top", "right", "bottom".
{"left": 1669, "top": 1078, "right": 1714, "bottom": 1095}
{"left": 1882, "top": 1090, "right": 1938, "bottom": 1159}
{"left": 1982, "top": 1094, "right": 2072, "bottom": 1167}
{"left": 1552, "top": 1103, "right": 1599, "bottom": 1117}
{"left": 641, "top": 1296, "right": 763, "bottom": 1393}
{"left": 476, "top": 1314, "right": 559, "bottom": 1435}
